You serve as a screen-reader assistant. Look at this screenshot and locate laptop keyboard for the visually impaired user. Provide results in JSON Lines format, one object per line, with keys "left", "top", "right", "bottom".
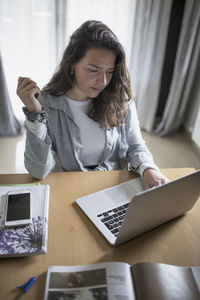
{"left": 97, "top": 203, "right": 129, "bottom": 237}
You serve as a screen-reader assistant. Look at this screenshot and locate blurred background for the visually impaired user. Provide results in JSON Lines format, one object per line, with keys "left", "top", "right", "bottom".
{"left": 0, "top": 0, "right": 200, "bottom": 173}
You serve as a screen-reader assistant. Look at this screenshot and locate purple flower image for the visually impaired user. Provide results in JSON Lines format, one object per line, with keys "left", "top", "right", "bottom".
{"left": 0, "top": 216, "right": 47, "bottom": 256}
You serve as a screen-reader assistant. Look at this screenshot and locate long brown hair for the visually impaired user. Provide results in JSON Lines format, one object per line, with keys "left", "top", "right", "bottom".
{"left": 43, "top": 20, "right": 132, "bottom": 128}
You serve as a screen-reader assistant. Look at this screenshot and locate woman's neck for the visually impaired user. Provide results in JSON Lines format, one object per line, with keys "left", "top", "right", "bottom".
{"left": 66, "top": 87, "right": 90, "bottom": 102}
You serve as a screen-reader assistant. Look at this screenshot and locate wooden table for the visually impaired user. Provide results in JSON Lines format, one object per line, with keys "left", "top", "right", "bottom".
{"left": 0, "top": 168, "right": 199, "bottom": 299}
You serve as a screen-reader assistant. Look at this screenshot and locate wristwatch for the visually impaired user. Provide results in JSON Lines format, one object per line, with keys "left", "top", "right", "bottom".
{"left": 22, "top": 107, "right": 48, "bottom": 123}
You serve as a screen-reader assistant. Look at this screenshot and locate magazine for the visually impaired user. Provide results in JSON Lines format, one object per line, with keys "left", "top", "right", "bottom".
{"left": 0, "top": 184, "right": 49, "bottom": 257}
{"left": 44, "top": 261, "right": 200, "bottom": 300}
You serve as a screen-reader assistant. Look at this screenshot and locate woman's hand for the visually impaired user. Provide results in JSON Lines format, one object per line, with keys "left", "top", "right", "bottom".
{"left": 143, "top": 168, "right": 169, "bottom": 190}
{"left": 16, "top": 76, "right": 42, "bottom": 112}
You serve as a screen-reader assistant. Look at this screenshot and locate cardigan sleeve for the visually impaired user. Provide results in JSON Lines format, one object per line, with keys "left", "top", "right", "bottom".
{"left": 26, "top": 119, "right": 47, "bottom": 141}
{"left": 24, "top": 126, "right": 56, "bottom": 179}
{"left": 125, "top": 101, "right": 159, "bottom": 176}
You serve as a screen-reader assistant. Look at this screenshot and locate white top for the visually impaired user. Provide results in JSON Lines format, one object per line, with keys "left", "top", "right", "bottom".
{"left": 66, "top": 97, "right": 106, "bottom": 166}
{"left": 26, "top": 97, "right": 106, "bottom": 166}
{"left": 25, "top": 92, "right": 160, "bottom": 179}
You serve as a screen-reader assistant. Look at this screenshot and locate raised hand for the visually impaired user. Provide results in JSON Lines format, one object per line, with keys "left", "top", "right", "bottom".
{"left": 16, "top": 76, "right": 42, "bottom": 112}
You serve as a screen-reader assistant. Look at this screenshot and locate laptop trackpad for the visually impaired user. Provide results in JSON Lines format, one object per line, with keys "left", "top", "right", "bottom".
{"left": 76, "top": 177, "right": 144, "bottom": 216}
{"left": 104, "top": 177, "right": 143, "bottom": 205}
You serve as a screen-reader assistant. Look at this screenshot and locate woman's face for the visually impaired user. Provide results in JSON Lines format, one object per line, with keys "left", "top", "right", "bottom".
{"left": 68, "top": 47, "right": 116, "bottom": 101}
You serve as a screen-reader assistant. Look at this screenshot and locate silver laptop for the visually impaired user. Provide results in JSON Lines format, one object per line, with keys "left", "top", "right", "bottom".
{"left": 76, "top": 170, "right": 200, "bottom": 246}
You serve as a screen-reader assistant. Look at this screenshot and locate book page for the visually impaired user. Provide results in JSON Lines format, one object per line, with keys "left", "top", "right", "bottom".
{"left": 44, "top": 262, "right": 136, "bottom": 300}
{"left": 131, "top": 262, "right": 200, "bottom": 300}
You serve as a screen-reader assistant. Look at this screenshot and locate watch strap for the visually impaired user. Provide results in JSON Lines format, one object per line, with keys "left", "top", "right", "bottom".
{"left": 22, "top": 107, "right": 48, "bottom": 123}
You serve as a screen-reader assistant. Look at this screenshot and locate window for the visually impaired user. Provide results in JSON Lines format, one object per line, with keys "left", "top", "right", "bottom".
{"left": 0, "top": 0, "right": 56, "bottom": 120}
{"left": 65, "top": 0, "right": 135, "bottom": 67}
{"left": 0, "top": 0, "right": 135, "bottom": 121}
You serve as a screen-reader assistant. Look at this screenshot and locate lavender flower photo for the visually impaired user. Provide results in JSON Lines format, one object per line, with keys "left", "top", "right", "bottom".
{"left": 0, "top": 216, "right": 47, "bottom": 256}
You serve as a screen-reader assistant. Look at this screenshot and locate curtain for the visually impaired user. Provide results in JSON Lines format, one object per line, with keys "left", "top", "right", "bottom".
{"left": 0, "top": 52, "right": 23, "bottom": 137}
{"left": 65, "top": 0, "right": 135, "bottom": 67}
{"left": 55, "top": 0, "right": 67, "bottom": 62}
{"left": 0, "top": 0, "right": 56, "bottom": 122}
{"left": 155, "top": 0, "right": 200, "bottom": 135}
{"left": 0, "top": 0, "right": 134, "bottom": 125}
{"left": 131, "top": 0, "right": 200, "bottom": 136}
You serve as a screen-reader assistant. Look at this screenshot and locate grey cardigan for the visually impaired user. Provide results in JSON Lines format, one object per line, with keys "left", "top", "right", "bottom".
{"left": 24, "top": 92, "right": 158, "bottom": 179}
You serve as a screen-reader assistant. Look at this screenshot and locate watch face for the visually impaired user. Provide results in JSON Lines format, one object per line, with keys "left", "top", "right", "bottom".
{"left": 31, "top": 113, "right": 47, "bottom": 122}
{"left": 23, "top": 107, "right": 47, "bottom": 122}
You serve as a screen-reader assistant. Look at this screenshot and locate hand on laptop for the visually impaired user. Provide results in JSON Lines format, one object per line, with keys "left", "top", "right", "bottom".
{"left": 143, "top": 168, "right": 169, "bottom": 190}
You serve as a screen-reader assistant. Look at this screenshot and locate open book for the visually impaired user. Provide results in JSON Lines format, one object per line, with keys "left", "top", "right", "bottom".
{"left": 0, "top": 184, "right": 49, "bottom": 257}
{"left": 44, "top": 261, "right": 200, "bottom": 300}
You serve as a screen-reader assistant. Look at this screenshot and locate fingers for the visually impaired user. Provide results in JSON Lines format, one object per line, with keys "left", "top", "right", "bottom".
{"left": 144, "top": 181, "right": 160, "bottom": 190}
{"left": 144, "top": 182, "right": 150, "bottom": 190}
{"left": 143, "top": 168, "right": 170, "bottom": 190}
{"left": 17, "top": 76, "right": 42, "bottom": 112}
{"left": 22, "top": 82, "right": 38, "bottom": 94}
{"left": 144, "top": 176, "right": 170, "bottom": 190}
{"left": 18, "top": 76, "right": 36, "bottom": 87}
{"left": 17, "top": 77, "right": 40, "bottom": 96}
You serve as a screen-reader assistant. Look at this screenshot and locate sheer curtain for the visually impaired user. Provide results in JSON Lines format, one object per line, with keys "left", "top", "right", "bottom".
{"left": 0, "top": 0, "right": 56, "bottom": 122}
{"left": 131, "top": 0, "right": 200, "bottom": 136}
{"left": 155, "top": 0, "right": 200, "bottom": 135}
{"left": 64, "top": 0, "right": 136, "bottom": 68}
{"left": 0, "top": 0, "right": 135, "bottom": 124}
{"left": 1, "top": 0, "right": 199, "bottom": 138}
{"left": 0, "top": 51, "right": 23, "bottom": 136}
{"left": 130, "top": 0, "right": 172, "bottom": 132}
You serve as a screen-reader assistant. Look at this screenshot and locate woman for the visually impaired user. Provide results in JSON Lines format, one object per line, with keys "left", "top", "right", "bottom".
{"left": 17, "top": 20, "right": 167, "bottom": 188}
